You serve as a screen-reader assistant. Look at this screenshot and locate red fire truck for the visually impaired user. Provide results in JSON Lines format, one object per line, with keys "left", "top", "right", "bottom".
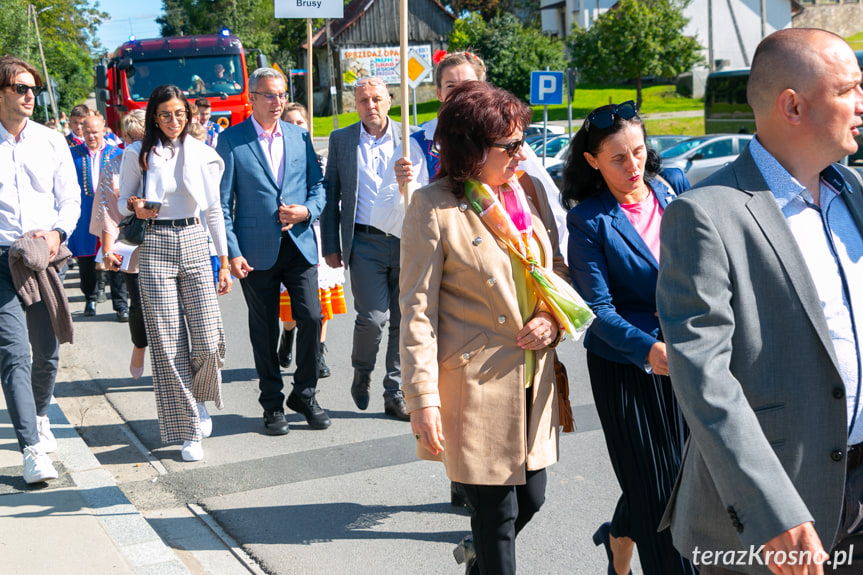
{"left": 95, "top": 32, "right": 265, "bottom": 136}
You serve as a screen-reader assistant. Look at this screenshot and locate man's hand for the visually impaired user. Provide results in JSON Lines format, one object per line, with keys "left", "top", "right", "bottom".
{"left": 217, "top": 268, "right": 233, "bottom": 295}
{"left": 324, "top": 252, "right": 343, "bottom": 268}
{"left": 763, "top": 522, "right": 827, "bottom": 575}
{"left": 394, "top": 157, "right": 415, "bottom": 189}
{"left": 33, "top": 230, "right": 61, "bottom": 260}
{"left": 279, "top": 204, "right": 310, "bottom": 231}
{"left": 229, "top": 256, "right": 254, "bottom": 279}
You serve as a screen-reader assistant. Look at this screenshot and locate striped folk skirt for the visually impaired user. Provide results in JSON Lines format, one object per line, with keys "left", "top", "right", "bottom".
{"left": 139, "top": 223, "right": 226, "bottom": 444}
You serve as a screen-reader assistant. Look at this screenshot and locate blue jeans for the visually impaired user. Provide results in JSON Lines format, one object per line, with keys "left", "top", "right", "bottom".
{"left": 0, "top": 250, "right": 60, "bottom": 451}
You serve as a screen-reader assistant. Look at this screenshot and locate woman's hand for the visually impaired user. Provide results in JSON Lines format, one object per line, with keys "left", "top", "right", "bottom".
{"left": 128, "top": 197, "right": 158, "bottom": 220}
{"left": 647, "top": 342, "right": 669, "bottom": 376}
{"left": 394, "top": 157, "right": 415, "bottom": 188}
{"left": 103, "top": 251, "right": 121, "bottom": 271}
{"left": 411, "top": 406, "right": 444, "bottom": 455}
{"left": 217, "top": 267, "right": 232, "bottom": 296}
{"left": 517, "top": 311, "right": 559, "bottom": 350}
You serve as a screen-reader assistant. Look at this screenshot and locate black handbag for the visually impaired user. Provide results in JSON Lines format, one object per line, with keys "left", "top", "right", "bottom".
{"left": 118, "top": 171, "right": 148, "bottom": 246}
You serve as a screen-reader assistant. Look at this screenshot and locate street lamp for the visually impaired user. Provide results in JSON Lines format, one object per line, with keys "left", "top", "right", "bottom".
{"left": 29, "top": 4, "right": 58, "bottom": 124}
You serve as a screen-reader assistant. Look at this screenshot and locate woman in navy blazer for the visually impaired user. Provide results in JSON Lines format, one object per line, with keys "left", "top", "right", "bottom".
{"left": 563, "top": 103, "right": 695, "bottom": 575}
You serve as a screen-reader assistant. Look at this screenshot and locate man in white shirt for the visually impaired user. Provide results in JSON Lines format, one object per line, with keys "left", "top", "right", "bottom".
{"left": 0, "top": 55, "right": 81, "bottom": 484}
{"left": 321, "top": 77, "right": 414, "bottom": 420}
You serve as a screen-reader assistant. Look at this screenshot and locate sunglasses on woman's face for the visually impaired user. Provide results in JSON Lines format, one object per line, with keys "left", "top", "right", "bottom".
{"left": 585, "top": 100, "right": 638, "bottom": 130}
{"left": 489, "top": 136, "right": 526, "bottom": 158}
{"left": 6, "top": 83, "right": 44, "bottom": 98}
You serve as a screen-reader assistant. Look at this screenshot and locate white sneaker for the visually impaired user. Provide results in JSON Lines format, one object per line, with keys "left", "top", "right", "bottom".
{"left": 23, "top": 445, "right": 58, "bottom": 484}
{"left": 181, "top": 440, "right": 204, "bottom": 462}
{"left": 197, "top": 402, "right": 212, "bottom": 438}
{"left": 36, "top": 415, "right": 57, "bottom": 453}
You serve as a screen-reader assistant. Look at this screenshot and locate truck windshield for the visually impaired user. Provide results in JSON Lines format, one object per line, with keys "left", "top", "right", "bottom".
{"left": 125, "top": 54, "right": 245, "bottom": 102}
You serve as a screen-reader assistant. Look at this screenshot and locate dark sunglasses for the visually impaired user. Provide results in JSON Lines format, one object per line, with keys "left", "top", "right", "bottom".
{"left": 6, "top": 83, "right": 44, "bottom": 97}
{"left": 489, "top": 136, "right": 526, "bottom": 158}
{"left": 585, "top": 100, "right": 638, "bottom": 130}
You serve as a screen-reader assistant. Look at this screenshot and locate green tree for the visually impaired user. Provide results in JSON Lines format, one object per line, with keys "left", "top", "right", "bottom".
{"left": 450, "top": 12, "right": 566, "bottom": 102}
{"left": 0, "top": 0, "right": 107, "bottom": 112}
{"left": 568, "top": 0, "right": 702, "bottom": 109}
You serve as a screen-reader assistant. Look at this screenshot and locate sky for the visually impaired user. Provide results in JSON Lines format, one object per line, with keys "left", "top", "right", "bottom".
{"left": 95, "top": 0, "right": 163, "bottom": 52}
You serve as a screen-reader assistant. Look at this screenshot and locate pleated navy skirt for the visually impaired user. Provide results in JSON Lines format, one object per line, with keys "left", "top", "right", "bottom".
{"left": 586, "top": 350, "right": 696, "bottom": 575}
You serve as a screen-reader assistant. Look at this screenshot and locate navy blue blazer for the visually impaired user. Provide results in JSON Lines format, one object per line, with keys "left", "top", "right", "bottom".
{"left": 218, "top": 118, "right": 325, "bottom": 270}
{"left": 567, "top": 169, "right": 688, "bottom": 367}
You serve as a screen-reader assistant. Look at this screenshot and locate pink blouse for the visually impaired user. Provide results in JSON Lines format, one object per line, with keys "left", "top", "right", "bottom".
{"left": 620, "top": 191, "right": 663, "bottom": 263}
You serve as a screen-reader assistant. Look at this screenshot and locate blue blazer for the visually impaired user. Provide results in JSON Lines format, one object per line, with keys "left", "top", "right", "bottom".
{"left": 567, "top": 169, "right": 687, "bottom": 367}
{"left": 218, "top": 118, "right": 326, "bottom": 270}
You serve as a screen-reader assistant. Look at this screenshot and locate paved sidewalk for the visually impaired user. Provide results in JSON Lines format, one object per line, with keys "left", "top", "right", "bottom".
{"left": 0, "top": 391, "right": 190, "bottom": 575}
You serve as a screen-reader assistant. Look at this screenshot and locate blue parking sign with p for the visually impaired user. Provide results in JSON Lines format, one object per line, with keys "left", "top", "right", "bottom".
{"left": 530, "top": 71, "right": 564, "bottom": 106}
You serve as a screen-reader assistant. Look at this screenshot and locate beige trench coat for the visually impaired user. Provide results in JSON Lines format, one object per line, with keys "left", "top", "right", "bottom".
{"left": 399, "top": 176, "right": 563, "bottom": 486}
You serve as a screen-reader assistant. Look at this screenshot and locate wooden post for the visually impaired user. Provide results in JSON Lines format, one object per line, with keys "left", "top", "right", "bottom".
{"left": 307, "top": 17, "right": 314, "bottom": 139}
{"left": 399, "top": 0, "right": 410, "bottom": 203}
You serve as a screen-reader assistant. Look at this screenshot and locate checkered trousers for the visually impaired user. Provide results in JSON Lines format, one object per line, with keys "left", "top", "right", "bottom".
{"left": 138, "top": 223, "right": 226, "bottom": 444}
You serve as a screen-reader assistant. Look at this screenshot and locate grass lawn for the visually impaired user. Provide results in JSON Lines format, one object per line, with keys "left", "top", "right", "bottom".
{"left": 312, "top": 83, "right": 703, "bottom": 137}
{"left": 847, "top": 31, "right": 863, "bottom": 51}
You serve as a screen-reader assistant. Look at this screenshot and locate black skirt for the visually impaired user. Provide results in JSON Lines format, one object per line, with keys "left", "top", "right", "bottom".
{"left": 586, "top": 350, "right": 696, "bottom": 575}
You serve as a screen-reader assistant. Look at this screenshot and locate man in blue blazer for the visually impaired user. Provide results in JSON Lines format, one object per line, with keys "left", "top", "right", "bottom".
{"left": 219, "top": 68, "right": 329, "bottom": 435}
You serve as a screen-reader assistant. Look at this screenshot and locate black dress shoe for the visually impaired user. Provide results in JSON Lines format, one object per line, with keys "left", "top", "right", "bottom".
{"left": 351, "top": 371, "right": 371, "bottom": 410}
{"left": 263, "top": 410, "right": 290, "bottom": 435}
{"left": 384, "top": 397, "right": 410, "bottom": 421}
{"left": 318, "top": 343, "right": 331, "bottom": 378}
{"left": 116, "top": 308, "right": 129, "bottom": 323}
{"left": 278, "top": 328, "right": 294, "bottom": 368}
{"left": 286, "top": 392, "right": 331, "bottom": 429}
{"left": 83, "top": 301, "right": 97, "bottom": 316}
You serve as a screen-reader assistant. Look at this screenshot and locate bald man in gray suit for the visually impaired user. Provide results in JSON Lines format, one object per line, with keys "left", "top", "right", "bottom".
{"left": 657, "top": 29, "right": 863, "bottom": 575}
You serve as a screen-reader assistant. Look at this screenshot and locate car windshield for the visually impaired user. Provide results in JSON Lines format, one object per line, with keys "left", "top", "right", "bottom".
{"left": 537, "top": 136, "right": 570, "bottom": 157}
{"left": 125, "top": 54, "right": 245, "bottom": 102}
{"left": 660, "top": 137, "right": 711, "bottom": 159}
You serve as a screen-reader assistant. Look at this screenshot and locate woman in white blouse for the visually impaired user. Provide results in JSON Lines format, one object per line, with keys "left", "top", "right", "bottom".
{"left": 119, "top": 84, "right": 232, "bottom": 462}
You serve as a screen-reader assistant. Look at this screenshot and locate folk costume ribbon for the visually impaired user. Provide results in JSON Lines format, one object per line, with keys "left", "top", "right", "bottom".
{"left": 463, "top": 177, "right": 593, "bottom": 338}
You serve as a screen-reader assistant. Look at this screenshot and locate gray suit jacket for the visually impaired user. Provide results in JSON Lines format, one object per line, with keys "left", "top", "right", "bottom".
{"left": 656, "top": 146, "right": 863, "bottom": 571}
{"left": 320, "top": 119, "right": 415, "bottom": 268}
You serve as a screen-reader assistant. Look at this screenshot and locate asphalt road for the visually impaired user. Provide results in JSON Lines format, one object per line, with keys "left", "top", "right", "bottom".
{"left": 54, "top": 264, "right": 645, "bottom": 574}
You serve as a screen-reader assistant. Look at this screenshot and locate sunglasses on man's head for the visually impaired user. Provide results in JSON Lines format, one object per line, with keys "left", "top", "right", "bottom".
{"left": 585, "top": 100, "right": 638, "bottom": 130}
{"left": 489, "top": 136, "right": 526, "bottom": 158}
{"left": 355, "top": 76, "right": 386, "bottom": 88}
{"left": 6, "top": 83, "right": 44, "bottom": 98}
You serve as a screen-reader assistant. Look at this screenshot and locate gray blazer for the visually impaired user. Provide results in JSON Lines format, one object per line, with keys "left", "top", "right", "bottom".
{"left": 656, "top": 146, "right": 863, "bottom": 571}
{"left": 320, "top": 119, "right": 414, "bottom": 268}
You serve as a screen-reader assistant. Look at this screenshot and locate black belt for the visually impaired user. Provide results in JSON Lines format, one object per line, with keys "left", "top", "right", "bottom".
{"left": 354, "top": 223, "right": 392, "bottom": 236}
{"left": 849, "top": 443, "right": 863, "bottom": 471}
{"left": 150, "top": 217, "right": 200, "bottom": 227}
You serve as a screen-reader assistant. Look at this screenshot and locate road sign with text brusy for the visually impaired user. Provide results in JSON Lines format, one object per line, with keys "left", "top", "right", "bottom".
{"left": 275, "top": 0, "right": 343, "bottom": 18}
{"left": 530, "top": 71, "right": 564, "bottom": 106}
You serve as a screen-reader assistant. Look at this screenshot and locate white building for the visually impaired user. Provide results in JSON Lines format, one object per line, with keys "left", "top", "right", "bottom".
{"left": 540, "top": 0, "right": 795, "bottom": 70}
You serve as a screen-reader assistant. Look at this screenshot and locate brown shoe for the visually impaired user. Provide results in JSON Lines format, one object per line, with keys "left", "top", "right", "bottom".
{"left": 384, "top": 397, "right": 410, "bottom": 421}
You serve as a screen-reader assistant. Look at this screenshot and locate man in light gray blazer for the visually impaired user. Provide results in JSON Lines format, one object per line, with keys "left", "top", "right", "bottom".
{"left": 320, "top": 77, "right": 415, "bottom": 420}
{"left": 657, "top": 29, "right": 863, "bottom": 574}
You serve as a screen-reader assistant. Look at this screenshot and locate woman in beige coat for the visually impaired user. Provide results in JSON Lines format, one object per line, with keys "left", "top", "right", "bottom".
{"left": 400, "top": 81, "right": 564, "bottom": 575}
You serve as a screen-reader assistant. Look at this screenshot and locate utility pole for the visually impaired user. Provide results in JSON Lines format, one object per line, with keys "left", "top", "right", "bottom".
{"left": 30, "top": 4, "right": 58, "bottom": 123}
{"left": 326, "top": 19, "right": 338, "bottom": 130}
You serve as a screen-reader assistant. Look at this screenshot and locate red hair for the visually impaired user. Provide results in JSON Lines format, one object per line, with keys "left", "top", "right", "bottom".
{"left": 435, "top": 81, "right": 532, "bottom": 193}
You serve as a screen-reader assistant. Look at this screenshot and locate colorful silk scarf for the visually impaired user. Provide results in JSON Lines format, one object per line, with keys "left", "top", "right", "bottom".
{"left": 464, "top": 177, "right": 593, "bottom": 337}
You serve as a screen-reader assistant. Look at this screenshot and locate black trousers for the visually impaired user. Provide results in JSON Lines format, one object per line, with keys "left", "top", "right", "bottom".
{"left": 587, "top": 351, "right": 696, "bottom": 575}
{"left": 460, "top": 469, "right": 547, "bottom": 575}
{"left": 239, "top": 236, "right": 322, "bottom": 412}
{"left": 78, "top": 255, "right": 128, "bottom": 309}
{"left": 123, "top": 272, "right": 147, "bottom": 349}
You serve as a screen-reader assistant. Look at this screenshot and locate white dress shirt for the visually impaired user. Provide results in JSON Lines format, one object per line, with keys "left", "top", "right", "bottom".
{"left": 87, "top": 142, "right": 106, "bottom": 194}
{"left": 251, "top": 115, "right": 284, "bottom": 188}
{"left": 355, "top": 119, "right": 395, "bottom": 226}
{"left": 0, "top": 119, "right": 81, "bottom": 246}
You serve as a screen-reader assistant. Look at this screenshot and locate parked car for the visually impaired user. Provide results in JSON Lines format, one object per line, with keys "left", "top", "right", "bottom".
{"left": 646, "top": 135, "right": 690, "bottom": 154}
{"left": 533, "top": 134, "right": 572, "bottom": 161}
{"left": 524, "top": 123, "right": 566, "bottom": 138}
{"left": 660, "top": 134, "right": 754, "bottom": 184}
{"left": 546, "top": 162, "right": 564, "bottom": 192}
